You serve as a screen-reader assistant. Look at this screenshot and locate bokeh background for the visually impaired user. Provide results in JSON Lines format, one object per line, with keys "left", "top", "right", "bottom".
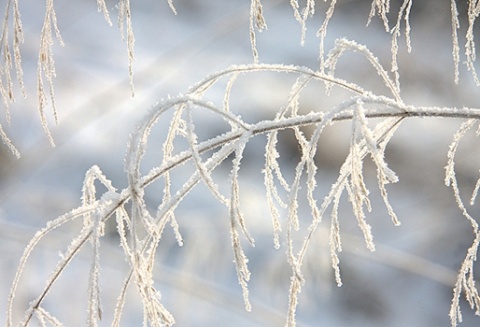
{"left": 1, "top": 0, "right": 480, "bottom": 326}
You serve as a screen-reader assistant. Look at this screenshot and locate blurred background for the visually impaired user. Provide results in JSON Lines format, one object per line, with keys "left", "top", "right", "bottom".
{"left": 1, "top": 0, "right": 480, "bottom": 326}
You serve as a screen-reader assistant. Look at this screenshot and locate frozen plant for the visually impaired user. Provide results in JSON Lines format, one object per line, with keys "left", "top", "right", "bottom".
{"left": 3, "top": 1, "right": 480, "bottom": 326}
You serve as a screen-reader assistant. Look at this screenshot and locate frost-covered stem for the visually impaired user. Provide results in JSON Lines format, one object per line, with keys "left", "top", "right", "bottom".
{"left": 8, "top": 203, "right": 107, "bottom": 327}
{"left": 138, "top": 101, "right": 480, "bottom": 191}
{"left": 0, "top": 0, "right": 12, "bottom": 48}
{"left": 189, "top": 63, "right": 366, "bottom": 96}
{"left": 451, "top": 0, "right": 461, "bottom": 84}
{"left": 249, "top": 0, "right": 267, "bottom": 63}
{"left": 445, "top": 120, "right": 480, "bottom": 326}
{"left": 8, "top": 90, "right": 480, "bottom": 326}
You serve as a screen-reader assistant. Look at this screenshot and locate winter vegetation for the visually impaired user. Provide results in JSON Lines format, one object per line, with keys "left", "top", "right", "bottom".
{"left": 2, "top": 0, "right": 480, "bottom": 326}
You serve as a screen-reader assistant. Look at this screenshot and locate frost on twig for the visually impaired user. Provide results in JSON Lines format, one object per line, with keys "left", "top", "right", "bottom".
{"left": 445, "top": 120, "right": 480, "bottom": 326}
{"left": 0, "top": 0, "right": 180, "bottom": 151}
{"left": 0, "top": 0, "right": 23, "bottom": 157}
{"left": 250, "top": 0, "right": 267, "bottom": 63}
{"left": 4, "top": 1, "right": 480, "bottom": 325}
{"left": 282, "top": 1, "right": 479, "bottom": 88}
{"left": 117, "top": 0, "right": 135, "bottom": 97}
{"left": 0, "top": 0, "right": 477, "bottom": 159}
{"left": 37, "top": 0, "right": 64, "bottom": 147}
{"left": 0, "top": 0, "right": 23, "bottom": 115}
{"left": 7, "top": 56, "right": 480, "bottom": 326}
{"left": 289, "top": 0, "right": 315, "bottom": 46}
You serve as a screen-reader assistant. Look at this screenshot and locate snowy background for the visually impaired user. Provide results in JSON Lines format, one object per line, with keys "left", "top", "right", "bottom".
{"left": 1, "top": 0, "right": 480, "bottom": 326}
